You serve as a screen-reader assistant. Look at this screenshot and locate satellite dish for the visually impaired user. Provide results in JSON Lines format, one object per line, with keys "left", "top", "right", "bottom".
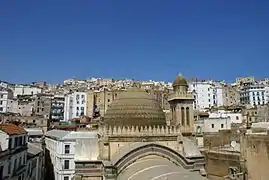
{"left": 231, "top": 141, "right": 236, "bottom": 148}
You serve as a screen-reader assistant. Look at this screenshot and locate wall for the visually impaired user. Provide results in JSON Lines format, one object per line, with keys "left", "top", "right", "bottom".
{"left": 108, "top": 140, "right": 181, "bottom": 161}
{"left": 203, "top": 130, "right": 236, "bottom": 148}
{"left": 203, "top": 150, "right": 241, "bottom": 180}
{"left": 242, "top": 134, "right": 269, "bottom": 180}
{"left": 75, "top": 138, "right": 99, "bottom": 161}
{"left": 0, "top": 131, "right": 9, "bottom": 151}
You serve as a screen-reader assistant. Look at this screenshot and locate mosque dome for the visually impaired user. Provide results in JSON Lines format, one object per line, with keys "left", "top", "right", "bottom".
{"left": 172, "top": 75, "right": 188, "bottom": 87}
{"left": 104, "top": 88, "right": 166, "bottom": 127}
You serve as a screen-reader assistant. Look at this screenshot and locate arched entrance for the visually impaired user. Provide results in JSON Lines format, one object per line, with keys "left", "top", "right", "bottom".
{"left": 112, "top": 143, "right": 204, "bottom": 175}
{"left": 113, "top": 143, "right": 207, "bottom": 180}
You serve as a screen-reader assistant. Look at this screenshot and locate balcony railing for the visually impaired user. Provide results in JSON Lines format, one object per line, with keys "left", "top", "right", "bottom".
{"left": 168, "top": 92, "right": 194, "bottom": 101}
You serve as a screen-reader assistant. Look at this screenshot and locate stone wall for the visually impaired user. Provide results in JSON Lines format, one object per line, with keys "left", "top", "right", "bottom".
{"left": 242, "top": 133, "right": 269, "bottom": 180}
{"left": 203, "top": 129, "right": 240, "bottom": 148}
{"left": 203, "top": 150, "right": 241, "bottom": 180}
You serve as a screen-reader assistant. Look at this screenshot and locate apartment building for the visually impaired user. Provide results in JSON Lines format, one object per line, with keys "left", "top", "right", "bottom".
{"left": 26, "top": 143, "right": 44, "bottom": 180}
{"left": 195, "top": 117, "right": 232, "bottom": 134}
{"left": 13, "top": 85, "right": 42, "bottom": 98}
{"left": 64, "top": 92, "right": 87, "bottom": 121}
{"left": 33, "top": 94, "right": 52, "bottom": 119}
{"left": 0, "top": 123, "right": 28, "bottom": 180}
{"left": 189, "top": 81, "right": 218, "bottom": 109}
{"left": 0, "top": 87, "right": 13, "bottom": 113}
{"left": 221, "top": 85, "right": 240, "bottom": 106}
{"left": 240, "top": 84, "right": 269, "bottom": 106}
{"left": 51, "top": 95, "right": 65, "bottom": 121}
{"left": 45, "top": 130, "right": 98, "bottom": 180}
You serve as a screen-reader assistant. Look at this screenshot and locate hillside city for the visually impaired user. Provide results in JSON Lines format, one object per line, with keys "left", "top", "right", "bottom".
{"left": 1, "top": 75, "right": 269, "bottom": 180}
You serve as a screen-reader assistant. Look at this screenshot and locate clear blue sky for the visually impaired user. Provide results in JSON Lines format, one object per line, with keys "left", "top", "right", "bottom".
{"left": 0, "top": 0, "right": 268, "bottom": 84}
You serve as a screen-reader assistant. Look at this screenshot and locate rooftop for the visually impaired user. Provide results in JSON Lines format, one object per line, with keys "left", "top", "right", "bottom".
{"left": 45, "top": 129, "right": 98, "bottom": 140}
{"left": 0, "top": 123, "right": 27, "bottom": 135}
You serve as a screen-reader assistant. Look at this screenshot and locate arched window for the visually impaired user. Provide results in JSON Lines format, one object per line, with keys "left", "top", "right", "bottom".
{"left": 181, "top": 107, "right": 185, "bottom": 126}
{"left": 173, "top": 106, "right": 176, "bottom": 122}
{"left": 186, "top": 107, "right": 190, "bottom": 126}
{"left": 196, "top": 126, "right": 201, "bottom": 134}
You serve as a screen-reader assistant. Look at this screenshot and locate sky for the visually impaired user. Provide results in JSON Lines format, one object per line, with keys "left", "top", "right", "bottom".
{"left": 0, "top": 0, "right": 269, "bottom": 84}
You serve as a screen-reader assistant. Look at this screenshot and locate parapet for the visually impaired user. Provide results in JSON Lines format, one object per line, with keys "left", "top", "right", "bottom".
{"left": 98, "top": 125, "right": 181, "bottom": 137}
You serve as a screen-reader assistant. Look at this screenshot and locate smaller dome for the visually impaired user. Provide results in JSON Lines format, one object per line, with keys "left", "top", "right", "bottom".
{"left": 172, "top": 75, "right": 188, "bottom": 87}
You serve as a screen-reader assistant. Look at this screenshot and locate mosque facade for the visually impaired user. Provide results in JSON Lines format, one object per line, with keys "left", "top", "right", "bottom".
{"left": 73, "top": 75, "right": 207, "bottom": 180}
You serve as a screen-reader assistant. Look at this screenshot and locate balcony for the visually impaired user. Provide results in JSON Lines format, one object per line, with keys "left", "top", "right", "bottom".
{"left": 168, "top": 92, "right": 194, "bottom": 101}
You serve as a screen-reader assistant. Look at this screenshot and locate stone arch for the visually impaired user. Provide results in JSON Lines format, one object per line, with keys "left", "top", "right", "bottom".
{"left": 112, "top": 143, "right": 199, "bottom": 174}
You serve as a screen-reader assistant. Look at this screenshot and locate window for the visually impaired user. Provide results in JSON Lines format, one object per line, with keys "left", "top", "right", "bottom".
{"left": 236, "top": 116, "right": 239, "bottom": 120}
{"left": 65, "top": 145, "right": 70, "bottom": 154}
{"left": 64, "top": 160, "right": 69, "bottom": 169}
{"left": 0, "top": 94, "right": 3, "bottom": 98}
{"left": 14, "top": 159, "right": 17, "bottom": 172}
{"left": 0, "top": 166, "right": 3, "bottom": 179}
{"left": 76, "top": 107, "right": 79, "bottom": 110}
{"left": 211, "top": 124, "right": 214, "bottom": 128}
{"left": 9, "top": 138, "right": 13, "bottom": 149}
{"left": 186, "top": 107, "right": 190, "bottom": 126}
{"left": 0, "top": 107, "right": 3, "bottom": 111}
{"left": 0, "top": 101, "right": 2, "bottom": 105}
{"left": 108, "top": 99, "right": 110, "bottom": 102}
{"left": 181, "top": 107, "right": 185, "bottom": 126}
{"left": 8, "top": 163, "right": 11, "bottom": 174}
{"left": 15, "top": 137, "right": 18, "bottom": 147}
{"left": 19, "top": 136, "right": 22, "bottom": 146}
{"left": 221, "top": 124, "right": 224, "bottom": 128}
{"left": 64, "top": 176, "right": 69, "bottom": 180}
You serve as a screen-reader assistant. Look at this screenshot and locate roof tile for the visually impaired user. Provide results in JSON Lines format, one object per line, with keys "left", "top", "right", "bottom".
{"left": 0, "top": 123, "right": 27, "bottom": 135}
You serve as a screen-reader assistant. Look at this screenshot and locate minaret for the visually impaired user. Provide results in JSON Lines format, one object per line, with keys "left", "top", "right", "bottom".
{"left": 168, "top": 74, "right": 194, "bottom": 136}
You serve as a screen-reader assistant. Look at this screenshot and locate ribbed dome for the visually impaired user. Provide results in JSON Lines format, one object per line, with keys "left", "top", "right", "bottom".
{"left": 172, "top": 75, "right": 188, "bottom": 87}
{"left": 104, "top": 88, "right": 166, "bottom": 127}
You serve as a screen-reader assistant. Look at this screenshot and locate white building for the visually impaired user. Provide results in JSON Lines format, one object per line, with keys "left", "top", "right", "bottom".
{"left": 26, "top": 143, "right": 44, "bottom": 180}
{"left": 13, "top": 85, "right": 42, "bottom": 98}
{"left": 64, "top": 92, "right": 87, "bottom": 121}
{"left": 0, "top": 87, "right": 13, "bottom": 113}
{"left": 240, "top": 84, "right": 269, "bottom": 106}
{"left": 216, "top": 86, "right": 224, "bottom": 107}
{"left": 45, "top": 130, "right": 99, "bottom": 180}
{"left": 0, "top": 81, "right": 10, "bottom": 88}
{"left": 0, "top": 123, "right": 28, "bottom": 180}
{"left": 209, "top": 110, "right": 243, "bottom": 124}
{"left": 195, "top": 117, "right": 231, "bottom": 134}
{"left": 189, "top": 81, "right": 219, "bottom": 110}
